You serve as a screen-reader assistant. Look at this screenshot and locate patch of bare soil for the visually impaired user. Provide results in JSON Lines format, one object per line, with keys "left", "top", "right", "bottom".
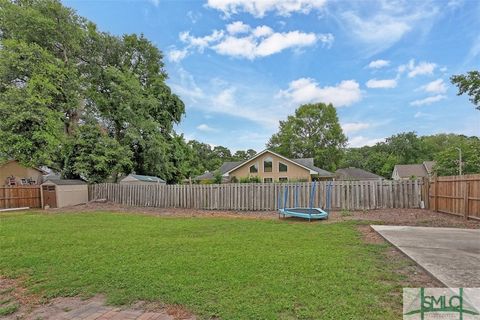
{"left": 329, "top": 208, "right": 480, "bottom": 229}
{"left": 53, "top": 202, "right": 480, "bottom": 229}
{"left": 357, "top": 226, "right": 442, "bottom": 289}
{"left": 0, "top": 277, "right": 41, "bottom": 320}
{"left": 0, "top": 278, "right": 196, "bottom": 320}
{"left": 52, "top": 201, "right": 279, "bottom": 220}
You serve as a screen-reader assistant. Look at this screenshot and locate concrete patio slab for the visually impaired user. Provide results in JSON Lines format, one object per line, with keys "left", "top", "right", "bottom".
{"left": 371, "top": 225, "right": 480, "bottom": 288}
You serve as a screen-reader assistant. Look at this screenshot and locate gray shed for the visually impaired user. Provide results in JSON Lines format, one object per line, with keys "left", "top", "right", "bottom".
{"left": 119, "top": 174, "right": 166, "bottom": 185}
{"left": 41, "top": 179, "right": 88, "bottom": 208}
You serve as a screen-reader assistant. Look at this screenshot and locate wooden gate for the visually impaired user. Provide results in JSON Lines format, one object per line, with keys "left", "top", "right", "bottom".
{"left": 42, "top": 185, "right": 57, "bottom": 208}
{"left": 429, "top": 174, "right": 480, "bottom": 220}
{"left": 0, "top": 186, "right": 41, "bottom": 209}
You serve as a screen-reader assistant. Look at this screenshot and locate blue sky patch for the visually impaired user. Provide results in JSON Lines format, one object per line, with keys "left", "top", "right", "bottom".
{"left": 64, "top": 0, "right": 480, "bottom": 151}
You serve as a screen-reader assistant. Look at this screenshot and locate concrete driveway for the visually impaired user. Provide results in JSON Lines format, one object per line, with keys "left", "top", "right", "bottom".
{"left": 371, "top": 225, "right": 480, "bottom": 288}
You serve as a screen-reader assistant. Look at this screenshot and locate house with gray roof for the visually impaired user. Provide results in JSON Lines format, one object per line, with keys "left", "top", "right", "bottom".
{"left": 392, "top": 161, "right": 436, "bottom": 180}
{"left": 335, "top": 167, "right": 383, "bottom": 180}
{"left": 194, "top": 149, "right": 333, "bottom": 183}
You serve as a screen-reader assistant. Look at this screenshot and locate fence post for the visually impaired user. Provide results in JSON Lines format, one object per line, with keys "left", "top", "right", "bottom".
{"left": 464, "top": 181, "right": 470, "bottom": 220}
{"left": 423, "top": 177, "right": 429, "bottom": 209}
{"left": 433, "top": 176, "right": 438, "bottom": 212}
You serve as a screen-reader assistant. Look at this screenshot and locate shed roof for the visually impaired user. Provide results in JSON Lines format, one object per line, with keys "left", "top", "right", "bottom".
{"left": 129, "top": 174, "right": 165, "bottom": 183}
{"left": 43, "top": 179, "right": 87, "bottom": 185}
{"left": 335, "top": 167, "right": 383, "bottom": 180}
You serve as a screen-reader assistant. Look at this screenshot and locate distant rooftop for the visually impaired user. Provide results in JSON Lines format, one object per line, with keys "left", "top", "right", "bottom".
{"left": 129, "top": 174, "right": 165, "bottom": 183}
{"left": 335, "top": 167, "right": 383, "bottom": 180}
{"left": 44, "top": 179, "right": 87, "bottom": 185}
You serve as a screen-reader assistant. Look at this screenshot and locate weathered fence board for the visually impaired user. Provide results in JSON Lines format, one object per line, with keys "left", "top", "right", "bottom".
{"left": 0, "top": 186, "right": 41, "bottom": 209}
{"left": 429, "top": 174, "right": 480, "bottom": 220}
{"left": 89, "top": 179, "right": 425, "bottom": 211}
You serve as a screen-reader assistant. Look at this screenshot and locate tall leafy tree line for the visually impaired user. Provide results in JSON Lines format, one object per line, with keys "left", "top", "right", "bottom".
{"left": 266, "top": 103, "right": 479, "bottom": 178}
{"left": 0, "top": 0, "right": 187, "bottom": 183}
{"left": 340, "top": 133, "right": 480, "bottom": 177}
{"left": 0, "top": 1, "right": 477, "bottom": 184}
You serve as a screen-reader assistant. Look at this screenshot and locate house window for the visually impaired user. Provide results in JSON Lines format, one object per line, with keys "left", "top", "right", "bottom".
{"left": 279, "top": 177, "right": 288, "bottom": 183}
{"left": 279, "top": 162, "right": 288, "bottom": 172}
{"left": 264, "top": 178, "right": 273, "bottom": 183}
{"left": 264, "top": 157, "right": 273, "bottom": 172}
{"left": 249, "top": 163, "right": 258, "bottom": 173}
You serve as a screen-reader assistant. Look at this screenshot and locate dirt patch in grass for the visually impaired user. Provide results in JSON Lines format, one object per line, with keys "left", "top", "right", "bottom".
{"left": 331, "top": 208, "right": 480, "bottom": 229}
{"left": 357, "top": 225, "right": 442, "bottom": 289}
{"left": 51, "top": 202, "right": 480, "bottom": 229}
{"left": 0, "top": 278, "right": 41, "bottom": 319}
{"left": 0, "top": 278, "right": 196, "bottom": 320}
{"left": 50, "top": 201, "right": 279, "bottom": 220}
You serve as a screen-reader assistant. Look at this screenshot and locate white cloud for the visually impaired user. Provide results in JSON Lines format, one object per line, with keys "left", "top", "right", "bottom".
{"left": 466, "top": 35, "right": 480, "bottom": 63}
{"left": 365, "top": 78, "right": 397, "bottom": 89}
{"left": 368, "top": 59, "right": 390, "bottom": 69}
{"left": 149, "top": 0, "right": 160, "bottom": 6}
{"left": 226, "top": 21, "right": 251, "bottom": 34}
{"left": 278, "top": 78, "right": 362, "bottom": 107}
{"left": 187, "top": 11, "right": 201, "bottom": 24}
{"left": 253, "top": 31, "right": 321, "bottom": 57}
{"left": 171, "top": 70, "right": 278, "bottom": 127}
{"left": 414, "top": 111, "right": 430, "bottom": 118}
{"left": 206, "top": 0, "right": 327, "bottom": 18}
{"left": 197, "top": 124, "right": 217, "bottom": 132}
{"left": 341, "top": 2, "right": 438, "bottom": 54}
{"left": 420, "top": 78, "right": 447, "bottom": 94}
{"left": 179, "top": 30, "right": 225, "bottom": 52}
{"left": 342, "top": 122, "right": 370, "bottom": 134}
{"left": 176, "top": 23, "right": 331, "bottom": 60}
{"left": 348, "top": 136, "right": 384, "bottom": 148}
{"left": 252, "top": 25, "right": 273, "bottom": 37}
{"left": 167, "top": 48, "right": 189, "bottom": 62}
{"left": 399, "top": 59, "right": 437, "bottom": 78}
{"left": 342, "top": 12, "right": 410, "bottom": 53}
{"left": 410, "top": 94, "right": 446, "bottom": 106}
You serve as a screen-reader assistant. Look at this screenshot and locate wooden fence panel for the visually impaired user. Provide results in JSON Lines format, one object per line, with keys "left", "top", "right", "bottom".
{"left": 429, "top": 174, "right": 480, "bottom": 220}
{"left": 0, "top": 186, "right": 41, "bottom": 209}
{"left": 88, "top": 179, "right": 424, "bottom": 211}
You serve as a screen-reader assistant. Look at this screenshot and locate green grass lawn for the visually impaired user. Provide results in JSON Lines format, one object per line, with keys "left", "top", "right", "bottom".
{"left": 0, "top": 211, "right": 404, "bottom": 319}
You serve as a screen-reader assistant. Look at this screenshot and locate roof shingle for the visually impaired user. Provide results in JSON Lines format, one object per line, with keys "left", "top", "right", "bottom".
{"left": 335, "top": 167, "right": 383, "bottom": 180}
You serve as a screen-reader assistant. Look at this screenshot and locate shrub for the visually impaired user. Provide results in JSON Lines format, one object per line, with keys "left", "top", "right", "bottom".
{"left": 239, "top": 176, "right": 261, "bottom": 183}
{"left": 213, "top": 170, "right": 222, "bottom": 184}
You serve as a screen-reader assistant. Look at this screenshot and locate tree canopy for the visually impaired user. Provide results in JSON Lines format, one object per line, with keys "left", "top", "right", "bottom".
{"left": 451, "top": 71, "right": 480, "bottom": 111}
{"left": 0, "top": 0, "right": 186, "bottom": 183}
{"left": 0, "top": 0, "right": 477, "bottom": 184}
{"left": 340, "top": 133, "right": 480, "bottom": 178}
{"left": 267, "top": 103, "right": 347, "bottom": 171}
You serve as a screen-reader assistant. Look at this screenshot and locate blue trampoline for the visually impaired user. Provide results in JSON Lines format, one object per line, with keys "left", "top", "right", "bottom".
{"left": 278, "top": 182, "right": 332, "bottom": 221}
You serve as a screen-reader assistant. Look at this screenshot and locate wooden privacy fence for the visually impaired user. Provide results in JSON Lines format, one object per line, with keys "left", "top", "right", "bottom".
{"left": 89, "top": 179, "right": 424, "bottom": 211}
{"left": 429, "top": 174, "right": 480, "bottom": 220}
{"left": 0, "top": 186, "right": 41, "bottom": 209}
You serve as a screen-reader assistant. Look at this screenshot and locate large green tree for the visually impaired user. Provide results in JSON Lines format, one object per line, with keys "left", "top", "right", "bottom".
{"left": 451, "top": 71, "right": 480, "bottom": 111}
{"left": 0, "top": 0, "right": 186, "bottom": 183}
{"left": 434, "top": 138, "right": 480, "bottom": 176}
{"left": 267, "top": 103, "right": 347, "bottom": 171}
{"left": 62, "top": 120, "right": 132, "bottom": 183}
